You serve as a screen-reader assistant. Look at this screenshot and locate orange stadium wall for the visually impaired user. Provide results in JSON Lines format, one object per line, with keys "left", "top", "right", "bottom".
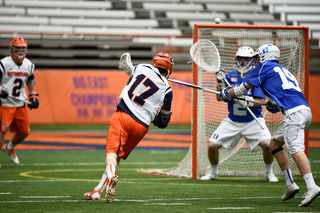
{"left": 28, "top": 70, "right": 320, "bottom": 124}
{"left": 28, "top": 70, "right": 192, "bottom": 124}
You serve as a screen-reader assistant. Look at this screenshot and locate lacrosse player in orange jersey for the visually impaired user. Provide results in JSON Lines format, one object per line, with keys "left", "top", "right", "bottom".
{"left": 0, "top": 37, "right": 39, "bottom": 167}
{"left": 84, "top": 52, "right": 174, "bottom": 203}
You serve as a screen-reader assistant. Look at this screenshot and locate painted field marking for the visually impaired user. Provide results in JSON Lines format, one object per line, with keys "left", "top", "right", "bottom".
{"left": 20, "top": 196, "right": 71, "bottom": 199}
{"left": 0, "top": 162, "right": 179, "bottom": 167}
{"left": 208, "top": 207, "right": 254, "bottom": 210}
{"left": 0, "top": 192, "right": 11, "bottom": 195}
{"left": 144, "top": 203, "right": 190, "bottom": 205}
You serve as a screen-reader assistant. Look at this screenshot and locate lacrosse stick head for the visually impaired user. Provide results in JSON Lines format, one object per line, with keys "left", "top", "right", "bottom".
{"left": 234, "top": 46, "right": 256, "bottom": 77}
{"left": 152, "top": 52, "right": 174, "bottom": 79}
{"left": 255, "top": 44, "right": 280, "bottom": 63}
{"left": 190, "top": 39, "right": 221, "bottom": 73}
{"left": 119, "top": 53, "right": 134, "bottom": 75}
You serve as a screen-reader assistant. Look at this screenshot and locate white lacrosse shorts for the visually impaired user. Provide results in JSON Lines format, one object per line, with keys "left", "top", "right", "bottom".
{"left": 272, "top": 108, "right": 312, "bottom": 155}
{"left": 209, "top": 117, "right": 271, "bottom": 152}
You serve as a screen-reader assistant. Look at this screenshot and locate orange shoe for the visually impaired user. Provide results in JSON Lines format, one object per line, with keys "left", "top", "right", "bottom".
{"left": 84, "top": 189, "right": 102, "bottom": 201}
{"left": 106, "top": 175, "right": 119, "bottom": 203}
{"left": 3, "top": 145, "right": 19, "bottom": 165}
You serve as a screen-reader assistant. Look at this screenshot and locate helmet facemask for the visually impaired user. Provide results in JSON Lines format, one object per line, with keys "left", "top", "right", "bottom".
{"left": 234, "top": 46, "right": 255, "bottom": 77}
{"left": 9, "top": 37, "right": 28, "bottom": 64}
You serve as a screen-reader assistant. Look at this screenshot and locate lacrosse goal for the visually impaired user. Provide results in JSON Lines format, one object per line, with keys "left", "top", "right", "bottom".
{"left": 140, "top": 24, "right": 309, "bottom": 179}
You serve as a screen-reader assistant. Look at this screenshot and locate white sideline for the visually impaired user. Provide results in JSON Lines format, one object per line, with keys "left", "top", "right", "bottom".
{"left": 0, "top": 162, "right": 179, "bottom": 166}
{"left": 0, "top": 196, "right": 285, "bottom": 204}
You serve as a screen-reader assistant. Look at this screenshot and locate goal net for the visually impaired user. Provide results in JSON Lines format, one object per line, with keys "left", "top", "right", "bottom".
{"left": 139, "top": 24, "right": 309, "bottom": 179}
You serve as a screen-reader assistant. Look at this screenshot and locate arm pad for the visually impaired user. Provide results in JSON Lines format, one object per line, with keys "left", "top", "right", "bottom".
{"left": 153, "top": 111, "right": 172, "bottom": 129}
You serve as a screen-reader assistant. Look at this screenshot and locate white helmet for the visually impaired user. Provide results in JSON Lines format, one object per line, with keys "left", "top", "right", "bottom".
{"left": 235, "top": 46, "right": 255, "bottom": 76}
{"left": 255, "top": 44, "right": 280, "bottom": 63}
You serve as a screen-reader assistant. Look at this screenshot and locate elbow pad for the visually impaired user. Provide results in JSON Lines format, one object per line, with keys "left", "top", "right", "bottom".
{"left": 153, "top": 112, "right": 172, "bottom": 129}
{"left": 234, "top": 82, "right": 249, "bottom": 97}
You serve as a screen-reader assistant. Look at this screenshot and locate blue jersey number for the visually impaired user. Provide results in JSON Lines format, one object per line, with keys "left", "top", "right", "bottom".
{"left": 274, "top": 66, "right": 301, "bottom": 92}
{"left": 128, "top": 74, "right": 159, "bottom": 106}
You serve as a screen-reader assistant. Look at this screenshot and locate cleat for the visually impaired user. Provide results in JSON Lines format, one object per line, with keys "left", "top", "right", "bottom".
{"left": 3, "top": 145, "right": 19, "bottom": 165}
{"left": 266, "top": 172, "right": 279, "bottom": 182}
{"left": 200, "top": 172, "right": 218, "bottom": 180}
{"left": 299, "top": 186, "right": 320, "bottom": 207}
{"left": 282, "top": 182, "right": 299, "bottom": 201}
{"left": 84, "top": 189, "right": 102, "bottom": 201}
{"left": 106, "top": 175, "right": 119, "bottom": 203}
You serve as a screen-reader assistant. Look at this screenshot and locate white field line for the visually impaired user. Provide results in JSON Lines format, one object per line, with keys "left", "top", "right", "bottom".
{"left": 0, "top": 162, "right": 178, "bottom": 167}
{"left": 1, "top": 159, "right": 319, "bottom": 167}
{"left": 0, "top": 177, "right": 182, "bottom": 183}
{"left": 208, "top": 207, "right": 254, "bottom": 210}
{"left": 20, "top": 196, "right": 71, "bottom": 199}
{"left": 0, "top": 192, "right": 11, "bottom": 194}
{"left": 0, "top": 196, "right": 285, "bottom": 204}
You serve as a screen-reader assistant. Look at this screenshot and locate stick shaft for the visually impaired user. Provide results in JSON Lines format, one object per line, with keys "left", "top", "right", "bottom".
{"left": 223, "top": 79, "right": 264, "bottom": 129}
{"left": 168, "top": 79, "right": 266, "bottom": 105}
{"left": 8, "top": 94, "right": 31, "bottom": 105}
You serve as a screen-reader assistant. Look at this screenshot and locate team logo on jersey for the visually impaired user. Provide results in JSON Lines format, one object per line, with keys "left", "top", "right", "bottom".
{"left": 230, "top": 77, "right": 237, "bottom": 82}
{"left": 7, "top": 71, "right": 28, "bottom": 77}
{"left": 3, "top": 123, "right": 8, "bottom": 130}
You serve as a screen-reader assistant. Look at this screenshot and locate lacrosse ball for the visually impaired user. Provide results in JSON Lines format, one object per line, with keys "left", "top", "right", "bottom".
{"left": 215, "top": 18, "right": 221, "bottom": 24}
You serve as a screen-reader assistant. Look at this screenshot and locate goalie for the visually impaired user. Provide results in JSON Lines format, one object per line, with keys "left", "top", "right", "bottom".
{"left": 84, "top": 52, "right": 174, "bottom": 203}
{"left": 200, "top": 46, "right": 278, "bottom": 182}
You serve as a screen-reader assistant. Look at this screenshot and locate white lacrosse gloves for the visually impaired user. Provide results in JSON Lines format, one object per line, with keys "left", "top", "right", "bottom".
{"left": 118, "top": 53, "right": 134, "bottom": 75}
{"left": 215, "top": 70, "right": 226, "bottom": 90}
{"left": 237, "top": 96, "right": 254, "bottom": 108}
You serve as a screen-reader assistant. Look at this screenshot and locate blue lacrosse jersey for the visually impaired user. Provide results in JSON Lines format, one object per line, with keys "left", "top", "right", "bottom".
{"left": 245, "top": 61, "right": 309, "bottom": 110}
{"left": 225, "top": 71, "right": 264, "bottom": 122}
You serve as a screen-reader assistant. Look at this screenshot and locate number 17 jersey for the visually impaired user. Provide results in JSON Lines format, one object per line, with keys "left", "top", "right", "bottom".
{"left": 118, "top": 64, "right": 173, "bottom": 128}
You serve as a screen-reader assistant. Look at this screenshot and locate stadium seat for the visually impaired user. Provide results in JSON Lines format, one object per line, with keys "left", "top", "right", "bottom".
{"left": 27, "top": 8, "right": 135, "bottom": 18}
{"left": 142, "top": 2, "right": 203, "bottom": 11}
{"left": 206, "top": 3, "right": 263, "bottom": 12}
{"left": 51, "top": 18, "right": 159, "bottom": 28}
{"left": 4, "top": 0, "right": 112, "bottom": 9}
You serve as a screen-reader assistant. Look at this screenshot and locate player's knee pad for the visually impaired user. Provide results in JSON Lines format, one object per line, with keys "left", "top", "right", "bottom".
{"left": 271, "top": 147, "right": 284, "bottom": 155}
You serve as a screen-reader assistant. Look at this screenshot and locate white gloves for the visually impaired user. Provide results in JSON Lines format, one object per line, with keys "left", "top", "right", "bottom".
{"left": 215, "top": 70, "right": 226, "bottom": 90}
{"left": 237, "top": 96, "right": 254, "bottom": 108}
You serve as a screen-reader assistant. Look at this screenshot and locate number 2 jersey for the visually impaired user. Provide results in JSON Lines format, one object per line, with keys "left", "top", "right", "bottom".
{"left": 245, "top": 60, "right": 309, "bottom": 110}
{"left": 225, "top": 71, "right": 264, "bottom": 122}
{"left": 117, "top": 64, "right": 173, "bottom": 128}
{"left": 0, "top": 56, "right": 35, "bottom": 107}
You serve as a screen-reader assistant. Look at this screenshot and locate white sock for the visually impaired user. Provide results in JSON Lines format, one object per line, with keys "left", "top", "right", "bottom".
{"left": 7, "top": 141, "right": 16, "bottom": 150}
{"left": 303, "top": 173, "right": 316, "bottom": 190}
{"left": 94, "top": 174, "right": 108, "bottom": 192}
{"left": 283, "top": 169, "right": 294, "bottom": 187}
{"left": 106, "top": 164, "right": 116, "bottom": 178}
{"left": 265, "top": 163, "right": 273, "bottom": 174}
{"left": 210, "top": 164, "right": 218, "bottom": 174}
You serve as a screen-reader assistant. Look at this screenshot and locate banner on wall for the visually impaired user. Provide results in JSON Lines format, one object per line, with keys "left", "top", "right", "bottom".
{"left": 28, "top": 70, "right": 193, "bottom": 124}
{"left": 28, "top": 70, "right": 320, "bottom": 124}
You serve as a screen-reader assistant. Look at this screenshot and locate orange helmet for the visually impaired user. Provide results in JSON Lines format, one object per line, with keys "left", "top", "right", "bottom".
{"left": 151, "top": 52, "right": 174, "bottom": 78}
{"left": 9, "top": 37, "right": 28, "bottom": 64}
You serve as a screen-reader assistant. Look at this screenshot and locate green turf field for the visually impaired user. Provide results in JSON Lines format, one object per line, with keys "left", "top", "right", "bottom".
{"left": 0, "top": 124, "right": 320, "bottom": 212}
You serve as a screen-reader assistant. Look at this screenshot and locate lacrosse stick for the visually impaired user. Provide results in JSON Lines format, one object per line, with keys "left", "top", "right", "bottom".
{"left": 190, "top": 39, "right": 264, "bottom": 129}
{"left": 8, "top": 94, "right": 31, "bottom": 105}
{"left": 190, "top": 39, "right": 221, "bottom": 73}
{"left": 118, "top": 52, "right": 134, "bottom": 75}
{"left": 168, "top": 79, "right": 266, "bottom": 106}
